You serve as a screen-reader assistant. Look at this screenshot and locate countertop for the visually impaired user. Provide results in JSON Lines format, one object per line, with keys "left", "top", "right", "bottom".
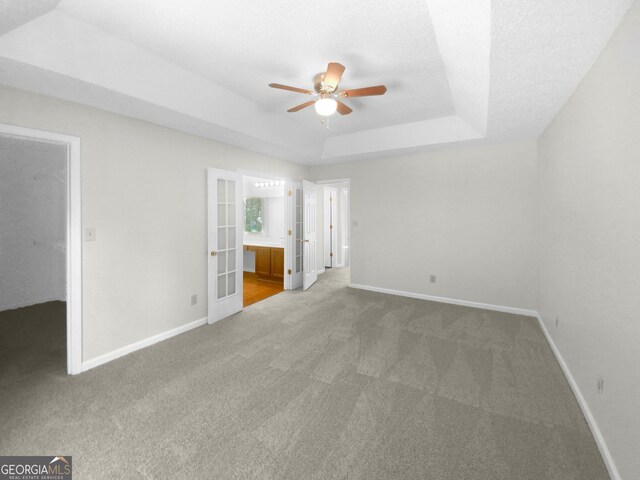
{"left": 243, "top": 241, "right": 284, "bottom": 248}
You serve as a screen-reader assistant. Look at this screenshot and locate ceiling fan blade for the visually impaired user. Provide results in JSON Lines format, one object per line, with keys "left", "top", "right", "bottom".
{"left": 338, "top": 85, "right": 387, "bottom": 98}
{"left": 287, "top": 100, "right": 316, "bottom": 112}
{"left": 335, "top": 100, "right": 353, "bottom": 115}
{"left": 269, "top": 83, "right": 314, "bottom": 95}
{"left": 324, "top": 62, "right": 345, "bottom": 90}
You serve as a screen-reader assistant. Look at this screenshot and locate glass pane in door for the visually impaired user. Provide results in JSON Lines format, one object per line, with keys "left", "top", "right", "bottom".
{"left": 217, "top": 251, "right": 227, "bottom": 275}
{"left": 217, "top": 179, "right": 226, "bottom": 203}
{"left": 218, "top": 228, "right": 227, "bottom": 250}
{"left": 228, "top": 227, "right": 236, "bottom": 250}
{"left": 217, "top": 274, "right": 226, "bottom": 299}
{"left": 228, "top": 249, "right": 236, "bottom": 271}
{"left": 217, "top": 204, "right": 226, "bottom": 227}
{"left": 227, "top": 180, "right": 235, "bottom": 202}
{"left": 228, "top": 272, "right": 236, "bottom": 295}
{"left": 216, "top": 178, "right": 238, "bottom": 301}
{"left": 227, "top": 203, "right": 236, "bottom": 226}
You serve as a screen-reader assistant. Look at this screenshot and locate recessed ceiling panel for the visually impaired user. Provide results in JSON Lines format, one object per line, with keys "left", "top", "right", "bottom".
{"left": 57, "top": 0, "right": 455, "bottom": 135}
{"left": 0, "top": 0, "right": 634, "bottom": 164}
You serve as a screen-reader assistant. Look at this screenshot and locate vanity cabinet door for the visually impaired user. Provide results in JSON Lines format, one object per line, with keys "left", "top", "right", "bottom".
{"left": 271, "top": 248, "right": 284, "bottom": 280}
{"left": 255, "top": 247, "right": 271, "bottom": 277}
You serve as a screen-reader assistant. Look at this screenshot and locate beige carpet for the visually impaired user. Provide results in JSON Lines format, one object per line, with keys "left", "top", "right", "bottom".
{"left": 0, "top": 269, "right": 609, "bottom": 479}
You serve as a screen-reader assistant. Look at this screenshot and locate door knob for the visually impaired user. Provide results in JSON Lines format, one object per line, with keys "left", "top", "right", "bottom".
{"left": 302, "top": 239, "right": 310, "bottom": 243}
{"left": 210, "top": 250, "right": 217, "bottom": 256}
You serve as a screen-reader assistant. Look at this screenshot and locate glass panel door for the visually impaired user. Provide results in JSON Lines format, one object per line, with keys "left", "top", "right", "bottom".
{"left": 302, "top": 180, "right": 318, "bottom": 290}
{"left": 288, "top": 181, "right": 304, "bottom": 290}
{"left": 208, "top": 169, "right": 243, "bottom": 323}
{"left": 216, "top": 178, "right": 238, "bottom": 300}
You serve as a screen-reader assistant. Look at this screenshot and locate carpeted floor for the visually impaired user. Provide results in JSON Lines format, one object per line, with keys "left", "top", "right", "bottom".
{"left": 0, "top": 269, "right": 609, "bottom": 479}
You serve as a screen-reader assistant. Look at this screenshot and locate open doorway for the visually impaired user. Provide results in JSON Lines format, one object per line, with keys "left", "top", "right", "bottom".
{"left": 0, "top": 125, "right": 82, "bottom": 376}
{"left": 241, "top": 175, "right": 286, "bottom": 307}
{"left": 207, "top": 171, "right": 325, "bottom": 322}
{"left": 318, "top": 180, "right": 350, "bottom": 272}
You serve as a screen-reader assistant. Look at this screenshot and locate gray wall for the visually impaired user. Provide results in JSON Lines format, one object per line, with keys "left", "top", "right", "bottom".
{"left": 537, "top": 2, "right": 640, "bottom": 478}
{"left": 0, "top": 85, "right": 307, "bottom": 362}
{"left": 311, "top": 140, "right": 538, "bottom": 311}
{"left": 0, "top": 136, "right": 66, "bottom": 310}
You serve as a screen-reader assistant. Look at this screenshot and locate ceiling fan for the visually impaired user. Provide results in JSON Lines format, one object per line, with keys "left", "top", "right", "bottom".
{"left": 269, "top": 62, "right": 387, "bottom": 117}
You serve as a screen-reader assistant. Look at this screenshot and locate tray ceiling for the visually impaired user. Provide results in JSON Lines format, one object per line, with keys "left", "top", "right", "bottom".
{"left": 0, "top": 0, "right": 634, "bottom": 164}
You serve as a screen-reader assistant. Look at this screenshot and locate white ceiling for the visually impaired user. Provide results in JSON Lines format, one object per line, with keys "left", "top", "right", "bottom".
{"left": 0, "top": 0, "right": 634, "bottom": 165}
{"left": 57, "top": 0, "right": 455, "bottom": 136}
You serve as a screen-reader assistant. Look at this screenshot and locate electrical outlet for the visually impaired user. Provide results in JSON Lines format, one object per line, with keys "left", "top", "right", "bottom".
{"left": 430, "top": 275, "right": 437, "bottom": 284}
{"left": 555, "top": 315, "right": 559, "bottom": 327}
{"left": 597, "top": 376, "right": 604, "bottom": 394}
{"left": 190, "top": 294, "right": 198, "bottom": 306}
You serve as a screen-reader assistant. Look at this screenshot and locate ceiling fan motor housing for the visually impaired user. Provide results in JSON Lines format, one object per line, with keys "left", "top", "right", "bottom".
{"left": 314, "top": 72, "right": 336, "bottom": 94}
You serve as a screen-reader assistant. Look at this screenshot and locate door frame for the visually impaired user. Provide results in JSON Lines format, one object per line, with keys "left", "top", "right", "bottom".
{"left": 237, "top": 170, "right": 293, "bottom": 290}
{"left": 315, "top": 178, "right": 351, "bottom": 281}
{"left": 0, "top": 123, "right": 82, "bottom": 375}
{"left": 323, "top": 186, "right": 338, "bottom": 268}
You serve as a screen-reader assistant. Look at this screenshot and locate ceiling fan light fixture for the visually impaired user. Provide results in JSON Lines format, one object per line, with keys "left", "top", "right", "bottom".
{"left": 269, "top": 62, "right": 387, "bottom": 118}
{"left": 314, "top": 97, "right": 338, "bottom": 116}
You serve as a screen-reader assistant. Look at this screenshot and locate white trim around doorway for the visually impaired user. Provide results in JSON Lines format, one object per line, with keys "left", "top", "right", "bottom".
{"left": 0, "top": 123, "right": 82, "bottom": 375}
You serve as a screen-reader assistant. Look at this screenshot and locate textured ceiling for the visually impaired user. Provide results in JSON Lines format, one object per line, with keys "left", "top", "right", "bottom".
{"left": 488, "top": 0, "right": 636, "bottom": 140}
{"left": 57, "top": 0, "right": 455, "bottom": 136}
{"left": 0, "top": 0, "right": 60, "bottom": 36}
{"left": 0, "top": 0, "right": 634, "bottom": 164}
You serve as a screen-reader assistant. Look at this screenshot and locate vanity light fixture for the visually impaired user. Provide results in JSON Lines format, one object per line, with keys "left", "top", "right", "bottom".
{"left": 254, "top": 180, "right": 285, "bottom": 188}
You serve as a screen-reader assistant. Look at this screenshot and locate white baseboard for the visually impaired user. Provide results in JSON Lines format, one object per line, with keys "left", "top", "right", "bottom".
{"left": 0, "top": 296, "right": 66, "bottom": 312}
{"left": 82, "top": 316, "right": 207, "bottom": 372}
{"left": 348, "top": 283, "right": 537, "bottom": 317}
{"left": 535, "top": 315, "right": 621, "bottom": 480}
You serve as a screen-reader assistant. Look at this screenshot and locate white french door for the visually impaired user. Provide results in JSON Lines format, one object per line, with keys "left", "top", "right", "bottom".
{"left": 302, "top": 180, "right": 318, "bottom": 290}
{"left": 287, "top": 180, "right": 304, "bottom": 290}
{"left": 207, "top": 168, "right": 243, "bottom": 324}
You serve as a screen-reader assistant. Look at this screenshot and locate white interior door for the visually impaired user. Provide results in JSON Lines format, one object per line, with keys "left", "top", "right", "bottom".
{"left": 324, "top": 187, "right": 337, "bottom": 268}
{"left": 288, "top": 180, "right": 303, "bottom": 289}
{"left": 302, "top": 180, "right": 318, "bottom": 290}
{"left": 340, "top": 187, "right": 350, "bottom": 267}
{"left": 208, "top": 168, "right": 243, "bottom": 324}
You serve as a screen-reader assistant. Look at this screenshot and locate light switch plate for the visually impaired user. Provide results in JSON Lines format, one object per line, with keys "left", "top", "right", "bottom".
{"left": 84, "top": 227, "right": 96, "bottom": 242}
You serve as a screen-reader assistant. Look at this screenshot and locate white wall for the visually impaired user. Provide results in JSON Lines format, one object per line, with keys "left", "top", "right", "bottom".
{"left": 311, "top": 141, "right": 538, "bottom": 311}
{"left": 0, "top": 85, "right": 306, "bottom": 361}
{"left": 537, "top": 2, "right": 640, "bottom": 478}
{"left": 0, "top": 136, "right": 67, "bottom": 310}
